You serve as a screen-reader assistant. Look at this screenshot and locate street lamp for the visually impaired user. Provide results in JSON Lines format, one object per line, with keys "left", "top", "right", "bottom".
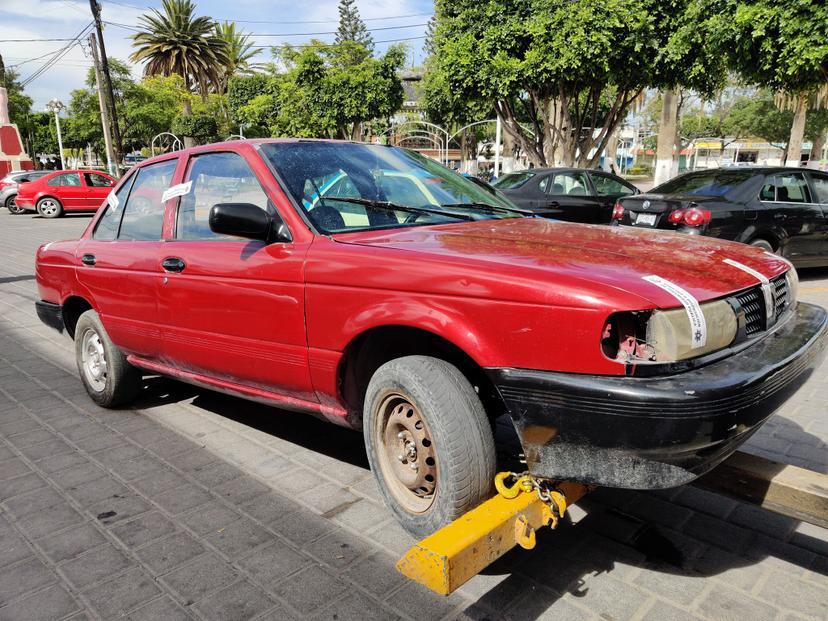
{"left": 45, "top": 99, "right": 66, "bottom": 170}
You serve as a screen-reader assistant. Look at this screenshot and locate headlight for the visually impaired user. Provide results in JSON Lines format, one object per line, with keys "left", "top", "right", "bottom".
{"left": 602, "top": 300, "right": 738, "bottom": 363}
{"left": 785, "top": 267, "right": 799, "bottom": 307}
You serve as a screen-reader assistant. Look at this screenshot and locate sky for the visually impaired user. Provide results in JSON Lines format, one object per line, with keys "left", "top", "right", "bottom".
{"left": 0, "top": 0, "right": 433, "bottom": 112}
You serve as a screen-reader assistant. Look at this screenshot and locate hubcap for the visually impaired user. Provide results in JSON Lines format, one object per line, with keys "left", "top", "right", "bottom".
{"left": 374, "top": 393, "right": 437, "bottom": 513}
{"left": 40, "top": 200, "right": 57, "bottom": 216}
{"left": 80, "top": 329, "right": 107, "bottom": 392}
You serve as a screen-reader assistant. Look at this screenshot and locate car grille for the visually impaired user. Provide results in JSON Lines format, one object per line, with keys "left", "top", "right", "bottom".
{"left": 733, "top": 274, "right": 790, "bottom": 336}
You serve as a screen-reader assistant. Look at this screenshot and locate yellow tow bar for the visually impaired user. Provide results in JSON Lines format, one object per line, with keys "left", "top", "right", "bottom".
{"left": 396, "top": 473, "right": 591, "bottom": 595}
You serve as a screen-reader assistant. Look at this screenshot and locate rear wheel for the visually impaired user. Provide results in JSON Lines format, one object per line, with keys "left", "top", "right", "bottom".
{"left": 750, "top": 238, "right": 775, "bottom": 253}
{"left": 363, "top": 355, "right": 496, "bottom": 537}
{"left": 36, "top": 197, "right": 63, "bottom": 219}
{"left": 5, "top": 195, "right": 24, "bottom": 214}
{"left": 74, "top": 310, "right": 140, "bottom": 407}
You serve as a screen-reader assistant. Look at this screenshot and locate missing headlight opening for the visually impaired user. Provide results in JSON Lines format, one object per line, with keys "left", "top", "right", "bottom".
{"left": 603, "top": 300, "right": 739, "bottom": 364}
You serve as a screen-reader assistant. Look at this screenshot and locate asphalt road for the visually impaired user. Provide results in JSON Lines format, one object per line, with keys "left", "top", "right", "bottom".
{"left": 0, "top": 209, "right": 826, "bottom": 621}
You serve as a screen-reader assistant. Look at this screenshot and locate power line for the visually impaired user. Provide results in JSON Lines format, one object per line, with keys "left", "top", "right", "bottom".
{"left": 103, "top": 20, "right": 428, "bottom": 37}
{"left": 0, "top": 37, "right": 83, "bottom": 42}
{"left": 19, "top": 23, "right": 94, "bottom": 87}
{"left": 249, "top": 35, "right": 428, "bottom": 49}
{"left": 100, "top": 0, "right": 433, "bottom": 23}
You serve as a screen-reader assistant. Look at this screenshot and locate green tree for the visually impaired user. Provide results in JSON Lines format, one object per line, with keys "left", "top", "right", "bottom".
{"left": 711, "top": 0, "right": 828, "bottom": 164}
{"left": 214, "top": 21, "right": 259, "bottom": 93}
{"left": 429, "top": 0, "right": 725, "bottom": 168}
{"left": 130, "top": 0, "right": 230, "bottom": 109}
{"left": 335, "top": 0, "right": 374, "bottom": 60}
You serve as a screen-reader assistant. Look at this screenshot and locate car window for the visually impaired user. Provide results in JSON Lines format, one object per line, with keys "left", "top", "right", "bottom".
{"left": 84, "top": 173, "right": 112, "bottom": 187}
{"left": 492, "top": 172, "right": 535, "bottom": 189}
{"left": 47, "top": 173, "right": 81, "bottom": 187}
{"left": 760, "top": 173, "right": 811, "bottom": 203}
{"left": 177, "top": 151, "right": 269, "bottom": 240}
{"left": 92, "top": 173, "right": 138, "bottom": 241}
{"left": 118, "top": 160, "right": 177, "bottom": 241}
{"left": 537, "top": 175, "right": 550, "bottom": 193}
{"left": 809, "top": 172, "right": 828, "bottom": 203}
{"left": 591, "top": 174, "right": 635, "bottom": 197}
{"left": 656, "top": 170, "right": 753, "bottom": 197}
{"left": 547, "top": 172, "right": 590, "bottom": 196}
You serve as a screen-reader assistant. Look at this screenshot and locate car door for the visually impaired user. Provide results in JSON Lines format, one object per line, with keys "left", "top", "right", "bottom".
{"left": 588, "top": 172, "right": 638, "bottom": 223}
{"left": 541, "top": 171, "right": 600, "bottom": 222}
{"left": 805, "top": 171, "right": 828, "bottom": 264}
{"left": 155, "top": 148, "right": 315, "bottom": 402}
{"left": 82, "top": 172, "right": 115, "bottom": 210}
{"left": 46, "top": 172, "right": 84, "bottom": 210}
{"left": 759, "top": 172, "right": 823, "bottom": 261}
{"left": 74, "top": 159, "right": 175, "bottom": 358}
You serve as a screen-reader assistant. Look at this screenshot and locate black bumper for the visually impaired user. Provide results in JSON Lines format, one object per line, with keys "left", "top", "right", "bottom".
{"left": 487, "top": 302, "right": 828, "bottom": 489}
{"left": 35, "top": 301, "right": 64, "bottom": 333}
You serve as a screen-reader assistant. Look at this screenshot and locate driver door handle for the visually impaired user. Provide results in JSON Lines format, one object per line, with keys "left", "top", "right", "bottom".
{"left": 81, "top": 254, "right": 96, "bottom": 266}
{"left": 161, "top": 257, "right": 186, "bottom": 273}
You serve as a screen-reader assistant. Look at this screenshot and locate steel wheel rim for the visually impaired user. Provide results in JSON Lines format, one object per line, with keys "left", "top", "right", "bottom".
{"left": 39, "top": 200, "right": 58, "bottom": 216}
{"left": 373, "top": 391, "right": 438, "bottom": 514}
{"left": 80, "top": 328, "right": 107, "bottom": 392}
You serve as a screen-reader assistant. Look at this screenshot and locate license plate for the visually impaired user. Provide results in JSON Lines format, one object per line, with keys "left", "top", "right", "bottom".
{"left": 635, "top": 213, "right": 657, "bottom": 226}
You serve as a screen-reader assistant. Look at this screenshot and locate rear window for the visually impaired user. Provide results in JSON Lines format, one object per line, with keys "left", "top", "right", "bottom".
{"left": 654, "top": 171, "right": 754, "bottom": 197}
{"left": 492, "top": 172, "right": 535, "bottom": 189}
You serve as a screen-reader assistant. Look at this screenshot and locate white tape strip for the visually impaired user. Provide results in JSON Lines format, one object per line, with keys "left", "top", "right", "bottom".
{"left": 723, "top": 258, "right": 774, "bottom": 319}
{"left": 107, "top": 191, "right": 119, "bottom": 210}
{"left": 161, "top": 181, "right": 192, "bottom": 203}
{"left": 643, "top": 275, "right": 707, "bottom": 349}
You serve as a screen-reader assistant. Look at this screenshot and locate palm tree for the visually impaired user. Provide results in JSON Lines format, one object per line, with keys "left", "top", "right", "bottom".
{"left": 129, "top": 0, "right": 229, "bottom": 110}
{"left": 214, "top": 21, "right": 260, "bottom": 92}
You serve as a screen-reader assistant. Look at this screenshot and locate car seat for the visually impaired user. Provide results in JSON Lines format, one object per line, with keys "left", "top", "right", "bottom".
{"left": 550, "top": 183, "right": 565, "bottom": 194}
{"left": 568, "top": 186, "right": 586, "bottom": 195}
{"left": 776, "top": 186, "right": 789, "bottom": 202}
{"left": 310, "top": 204, "right": 346, "bottom": 231}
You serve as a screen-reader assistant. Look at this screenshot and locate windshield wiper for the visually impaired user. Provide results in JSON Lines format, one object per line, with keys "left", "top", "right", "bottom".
{"left": 321, "top": 197, "right": 476, "bottom": 221}
{"left": 438, "top": 202, "right": 534, "bottom": 216}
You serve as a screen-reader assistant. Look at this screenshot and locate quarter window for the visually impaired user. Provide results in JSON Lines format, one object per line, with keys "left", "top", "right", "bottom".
{"left": 810, "top": 173, "right": 828, "bottom": 203}
{"left": 760, "top": 173, "right": 811, "bottom": 203}
{"left": 177, "top": 152, "right": 270, "bottom": 240}
{"left": 118, "top": 159, "right": 177, "bottom": 240}
{"left": 47, "top": 173, "right": 80, "bottom": 187}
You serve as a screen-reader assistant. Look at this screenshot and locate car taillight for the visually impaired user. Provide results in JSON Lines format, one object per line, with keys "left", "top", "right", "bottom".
{"left": 611, "top": 202, "right": 624, "bottom": 220}
{"left": 0, "top": 181, "right": 10, "bottom": 189}
{"left": 683, "top": 208, "right": 711, "bottom": 227}
{"left": 667, "top": 209, "right": 685, "bottom": 224}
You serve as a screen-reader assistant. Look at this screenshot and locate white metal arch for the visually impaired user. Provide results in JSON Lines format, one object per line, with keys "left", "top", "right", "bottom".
{"left": 150, "top": 132, "right": 182, "bottom": 157}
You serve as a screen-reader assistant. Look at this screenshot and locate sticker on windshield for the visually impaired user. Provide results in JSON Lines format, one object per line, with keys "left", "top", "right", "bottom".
{"left": 161, "top": 181, "right": 192, "bottom": 203}
{"left": 643, "top": 275, "right": 707, "bottom": 349}
{"left": 107, "top": 191, "right": 119, "bottom": 210}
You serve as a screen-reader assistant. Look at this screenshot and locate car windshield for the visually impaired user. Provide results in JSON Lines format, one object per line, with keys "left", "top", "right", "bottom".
{"left": 492, "top": 172, "right": 535, "bottom": 189}
{"left": 260, "top": 142, "right": 523, "bottom": 233}
{"left": 654, "top": 170, "right": 754, "bottom": 197}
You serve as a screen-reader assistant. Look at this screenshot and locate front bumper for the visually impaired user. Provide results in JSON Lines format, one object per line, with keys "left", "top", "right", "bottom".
{"left": 487, "top": 302, "right": 827, "bottom": 489}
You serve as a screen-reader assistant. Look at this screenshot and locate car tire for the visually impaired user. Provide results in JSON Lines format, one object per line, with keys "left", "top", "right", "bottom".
{"left": 36, "top": 197, "right": 63, "bottom": 219}
{"left": 74, "top": 309, "right": 141, "bottom": 407}
{"left": 5, "top": 195, "right": 24, "bottom": 214}
{"left": 750, "top": 238, "right": 776, "bottom": 253}
{"left": 363, "top": 355, "right": 496, "bottom": 538}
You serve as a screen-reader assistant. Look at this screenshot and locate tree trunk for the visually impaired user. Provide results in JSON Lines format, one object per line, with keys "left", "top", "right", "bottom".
{"left": 654, "top": 90, "right": 679, "bottom": 185}
{"left": 603, "top": 126, "right": 620, "bottom": 173}
{"left": 785, "top": 95, "right": 807, "bottom": 167}
{"left": 808, "top": 130, "right": 826, "bottom": 164}
{"left": 350, "top": 121, "right": 363, "bottom": 141}
{"left": 181, "top": 88, "right": 195, "bottom": 149}
{"left": 502, "top": 128, "right": 516, "bottom": 173}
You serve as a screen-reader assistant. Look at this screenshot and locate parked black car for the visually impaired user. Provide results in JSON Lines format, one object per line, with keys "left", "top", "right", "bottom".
{"left": 615, "top": 167, "right": 828, "bottom": 268}
{"left": 492, "top": 167, "right": 639, "bottom": 223}
{"left": 0, "top": 170, "right": 49, "bottom": 214}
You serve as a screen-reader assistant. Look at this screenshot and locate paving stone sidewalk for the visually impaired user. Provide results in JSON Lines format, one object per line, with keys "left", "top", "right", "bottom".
{"left": 0, "top": 211, "right": 826, "bottom": 621}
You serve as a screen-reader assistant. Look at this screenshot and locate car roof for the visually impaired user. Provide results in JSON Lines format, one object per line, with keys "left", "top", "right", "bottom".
{"left": 502, "top": 167, "right": 609, "bottom": 175}
{"left": 685, "top": 166, "right": 816, "bottom": 175}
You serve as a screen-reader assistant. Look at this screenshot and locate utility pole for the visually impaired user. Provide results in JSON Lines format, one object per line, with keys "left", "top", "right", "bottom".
{"left": 89, "top": 0, "right": 122, "bottom": 174}
{"left": 89, "top": 33, "right": 117, "bottom": 176}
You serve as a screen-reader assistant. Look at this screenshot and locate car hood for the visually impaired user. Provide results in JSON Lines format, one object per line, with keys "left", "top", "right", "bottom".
{"left": 334, "top": 218, "right": 790, "bottom": 309}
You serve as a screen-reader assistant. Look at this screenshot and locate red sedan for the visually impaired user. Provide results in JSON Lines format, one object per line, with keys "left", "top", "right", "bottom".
{"left": 15, "top": 169, "right": 116, "bottom": 218}
{"left": 34, "top": 140, "right": 827, "bottom": 536}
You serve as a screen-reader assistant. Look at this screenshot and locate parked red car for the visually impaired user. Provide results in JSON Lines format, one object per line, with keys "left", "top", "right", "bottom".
{"left": 34, "top": 140, "right": 827, "bottom": 536}
{"left": 15, "top": 169, "right": 116, "bottom": 218}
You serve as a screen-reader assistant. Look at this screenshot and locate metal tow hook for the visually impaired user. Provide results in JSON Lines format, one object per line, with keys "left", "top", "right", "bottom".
{"left": 514, "top": 515, "right": 537, "bottom": 549}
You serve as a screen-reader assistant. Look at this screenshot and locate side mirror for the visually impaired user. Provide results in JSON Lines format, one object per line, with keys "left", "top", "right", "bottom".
{"left": 208, "top": 203, "right": 292, "bottom": 243}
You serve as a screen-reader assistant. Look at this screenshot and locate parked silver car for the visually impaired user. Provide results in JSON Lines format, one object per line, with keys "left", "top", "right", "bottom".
{"left": 1, "top": 171, "right": 49, "bottom": 214}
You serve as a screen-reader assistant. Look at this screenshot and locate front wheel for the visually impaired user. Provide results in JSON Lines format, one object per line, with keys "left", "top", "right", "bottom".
{"left": 37, "top": 197, "right": 63, "bottom": 219}
{"left": 5, "top": 195, "right": 24, "bottom": 214}
{"left": 74, "top": 310, "right": 140, "bottom": 407}
{"left": 363, "top": 356, "right": 496, "bottom": 537}
{"left": 750, "top": 238, "right": 775, "bottom": 253}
